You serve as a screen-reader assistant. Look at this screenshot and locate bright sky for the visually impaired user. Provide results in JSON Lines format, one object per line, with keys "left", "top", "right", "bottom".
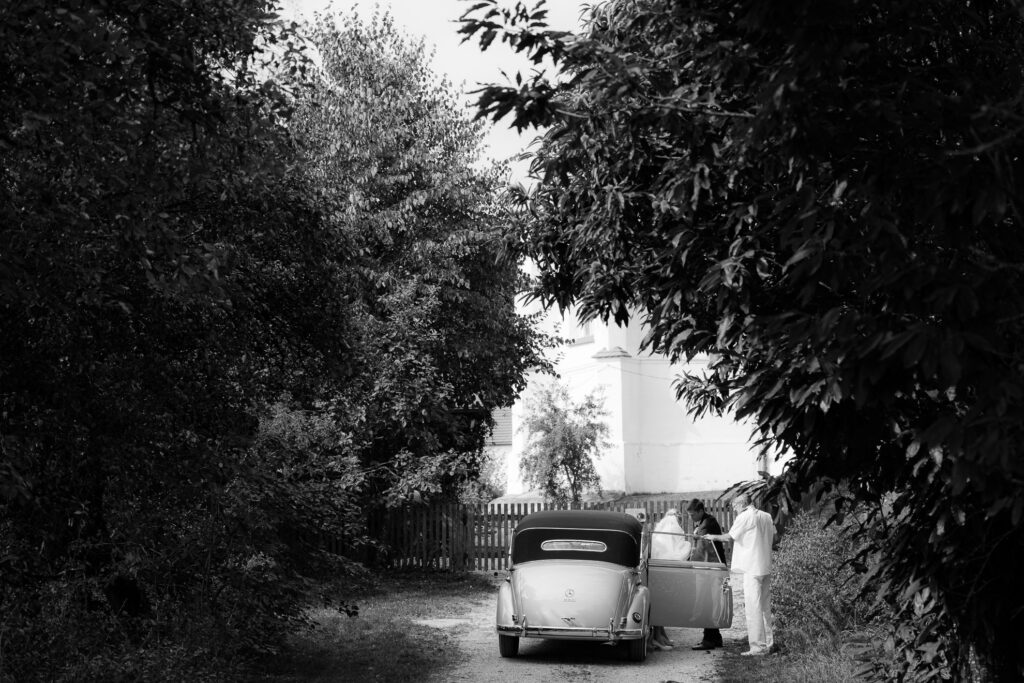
{"left": 284, "top": 0, "right": 588, "bottom": 179}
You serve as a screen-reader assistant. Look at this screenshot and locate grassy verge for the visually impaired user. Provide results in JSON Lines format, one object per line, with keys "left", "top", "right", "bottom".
{"left": 252, "top": 570, "right": 497, "bottom": 682}
{"left": 716, "top": 635, "right": 878, "bottom": 683}
{"left": 713, "top": 510, "right": 885, "bottom": 683}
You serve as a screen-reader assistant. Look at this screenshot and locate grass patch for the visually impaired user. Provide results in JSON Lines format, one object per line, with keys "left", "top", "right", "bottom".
{"left": 717, "top": 639, "right": 872, "bottom": 683}
{"left": 712, "top": 510, "right": 886, "bottom": 683}
{"left": 715, "top": 510, "right": 888, "bottom": 682}
{"left": 251, "top": 570, "right": 498, "bottom": 682}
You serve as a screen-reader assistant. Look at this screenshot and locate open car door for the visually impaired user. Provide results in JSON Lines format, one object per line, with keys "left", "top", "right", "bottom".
{"left": 646, "top": 531, "right": 733, "bottom": 629}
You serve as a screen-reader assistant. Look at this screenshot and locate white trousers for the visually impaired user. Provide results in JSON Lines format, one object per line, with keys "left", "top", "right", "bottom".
{"left": 742, "top": 572, "right": 774, "bottom": 653}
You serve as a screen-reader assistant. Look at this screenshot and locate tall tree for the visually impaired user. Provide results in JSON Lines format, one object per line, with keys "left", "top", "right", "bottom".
{"left": 0, "top": 0, "right": 546, "bottom": 676}
{"left": 2, "top": 1, "right": 358, "bottom": 677}
{"left": 519, "top": 380, "right": 607, "bottom": 507}
{"left": 462, "top": 0, "right": 1024, "bottom": 679}
{"left": 295, "top": 9, "right": 550, "bottom": 503}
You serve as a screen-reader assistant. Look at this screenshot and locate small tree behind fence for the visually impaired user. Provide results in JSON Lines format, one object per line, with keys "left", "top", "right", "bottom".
{"left": 345, "top": 498, "right": 737, "bottom": 572}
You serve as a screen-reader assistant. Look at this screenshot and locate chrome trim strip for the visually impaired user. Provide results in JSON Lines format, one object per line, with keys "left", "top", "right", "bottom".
{"left": 647, "top": 563, "right": 729, "bottom": 572}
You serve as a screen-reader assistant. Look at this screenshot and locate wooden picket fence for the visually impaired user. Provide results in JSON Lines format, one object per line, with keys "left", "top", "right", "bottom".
{"left": 356, "top": 497, "right": 736, "bottom": 572}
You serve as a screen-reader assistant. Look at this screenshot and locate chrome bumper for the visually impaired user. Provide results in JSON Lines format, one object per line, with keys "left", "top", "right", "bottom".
{"left": 497, "top": 624, "right": 644, "bottom": 641}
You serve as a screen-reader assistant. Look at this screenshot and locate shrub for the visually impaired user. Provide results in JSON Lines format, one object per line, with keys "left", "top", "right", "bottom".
{"left": 772, "top": 511, "right": 874, "bottom": 650}
{"left": 0, "top": 398, "right": 367, "bottom": 682}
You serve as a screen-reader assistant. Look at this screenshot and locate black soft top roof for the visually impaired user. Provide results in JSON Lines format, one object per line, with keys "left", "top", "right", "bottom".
{"left": 511, "top": 510, "right": 643, "bottom": 565}
{"left": 514, "top": 509, "right": 643, "bottom": 537}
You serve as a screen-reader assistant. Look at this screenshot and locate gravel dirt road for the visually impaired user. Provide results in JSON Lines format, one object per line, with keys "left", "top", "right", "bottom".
{"left": 417, "top": 575, "right": 750, "bottom": 683}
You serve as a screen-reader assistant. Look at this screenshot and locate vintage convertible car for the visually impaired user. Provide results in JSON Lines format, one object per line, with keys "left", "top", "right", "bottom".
{"left": 495, "top": 509, "right": 732, "bottom": 661}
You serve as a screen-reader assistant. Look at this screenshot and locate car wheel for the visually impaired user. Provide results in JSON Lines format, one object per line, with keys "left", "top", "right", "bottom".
{"left": 627, "top": 632, "right": 648, "bottom": 662}
{"left": 498, "top": 634, "right": 519, "bottom": 658}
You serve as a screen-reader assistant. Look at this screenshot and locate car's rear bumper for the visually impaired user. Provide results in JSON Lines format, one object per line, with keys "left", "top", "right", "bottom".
{"left": 497, "top": 624, "right": 644, "bottom": 641}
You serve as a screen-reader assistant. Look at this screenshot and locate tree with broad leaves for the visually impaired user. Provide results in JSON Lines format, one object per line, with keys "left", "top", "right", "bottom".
{"left": 0, "top": 0, "right": 372, "bottom": 676}
{"left": 461, "top": 0, "right": 1024, "bottom": 679}
{"left": 518, "top": 380, "right": 607, "bottom": 508}
{"left": 294, "top": 8, "right": 552, "bottom": 504}
{"left": 0, "top": 0, "right": 546, "bottom": 677}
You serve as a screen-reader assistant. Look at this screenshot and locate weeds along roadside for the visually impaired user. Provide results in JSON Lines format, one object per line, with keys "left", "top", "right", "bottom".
{"left": 718, "top": 510, "right": 882, "bottom": 683}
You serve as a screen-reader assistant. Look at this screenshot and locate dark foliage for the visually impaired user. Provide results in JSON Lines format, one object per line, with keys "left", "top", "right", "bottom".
{"left": 0, "top": 2, "right": 545, "bottom": 679}
{"left": 292, "top": 9, "right": 552, "bottom": 503}
{"left": 461, "top": 0, "right": 1024, "bottom": 679}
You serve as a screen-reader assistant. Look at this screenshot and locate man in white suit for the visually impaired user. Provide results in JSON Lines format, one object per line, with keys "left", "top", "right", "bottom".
{"left": 697, "top": 493, "right": 776, "bottom": 655}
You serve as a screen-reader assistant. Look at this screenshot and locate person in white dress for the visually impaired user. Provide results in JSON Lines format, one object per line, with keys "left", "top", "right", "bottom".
{"left": 649, "top": 508, "right": 691, "bottom": 649}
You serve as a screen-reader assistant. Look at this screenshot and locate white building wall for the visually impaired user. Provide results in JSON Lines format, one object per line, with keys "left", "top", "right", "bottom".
{"left": 500, "top": 306, "right": 783, "bottom": 496}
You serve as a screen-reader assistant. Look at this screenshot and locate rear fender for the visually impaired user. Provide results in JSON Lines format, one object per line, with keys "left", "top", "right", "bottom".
{"left": 626, "top": 585, "right": 650, "bottom": 630}
{"left": 496, "top": 579, "right": 515, "bottom": 628}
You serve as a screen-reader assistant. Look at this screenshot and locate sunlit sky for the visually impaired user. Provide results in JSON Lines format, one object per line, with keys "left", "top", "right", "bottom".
{"left": 284, "top": 0, "right": 588, "bottom": 179}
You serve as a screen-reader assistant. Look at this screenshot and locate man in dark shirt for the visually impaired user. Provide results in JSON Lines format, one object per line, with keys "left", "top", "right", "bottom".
{"left": 686, "top": 498, "right": 726, "bottom": 650}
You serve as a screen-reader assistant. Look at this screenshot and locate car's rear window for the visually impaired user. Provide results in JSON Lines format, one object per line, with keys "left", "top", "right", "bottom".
{"left": 541, "top": 539, "right": 608, "bottom": 553}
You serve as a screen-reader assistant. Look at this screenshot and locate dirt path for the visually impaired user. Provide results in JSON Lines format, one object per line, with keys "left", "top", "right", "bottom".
{"left": 415, "top": 576, "right": 749, "bottom": 683}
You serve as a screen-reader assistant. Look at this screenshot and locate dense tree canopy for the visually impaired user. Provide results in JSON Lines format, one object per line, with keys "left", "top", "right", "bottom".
{"left": 1, "top": 3, "right": 337, "bottom": 677}
{"left": 294, "top": 11, "right": 550, "bottom": 503}
{"left": 462, "top": 0, "right": 1024, "bottom": 679}
{"left": 0, "top": 1, "right": 545, "bottom": 678}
